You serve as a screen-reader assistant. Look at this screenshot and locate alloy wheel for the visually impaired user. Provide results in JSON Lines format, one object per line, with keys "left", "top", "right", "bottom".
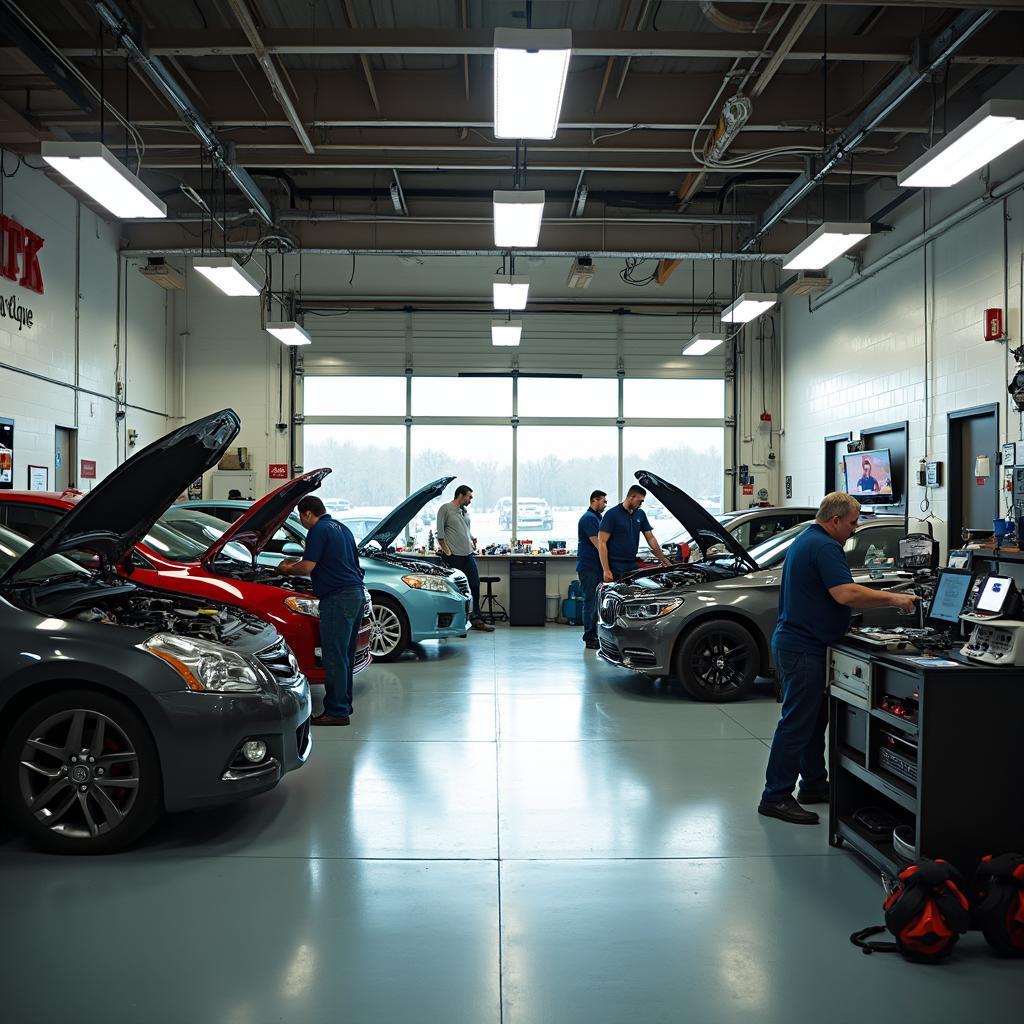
{"left": 17, "top": 709, "right": 140, "bottom": 840}
{"left": 368, "top": 603, "right": 404, "bottom": 657}
{"left": 691, "top": 632, "right": 751, "bottom": 695}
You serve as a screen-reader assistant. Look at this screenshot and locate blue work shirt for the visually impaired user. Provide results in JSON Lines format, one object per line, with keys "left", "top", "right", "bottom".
{"left": 600, "top": 502, "right": 653, "bottom": 574}
{"left": 302, "top": 514, "right": 365, "bottom": 598}
{"left": 576, "top": 507, "right": 603, "bottom": 573}
{"left": 772, "top": 523, "right": 854, "bottom": 655}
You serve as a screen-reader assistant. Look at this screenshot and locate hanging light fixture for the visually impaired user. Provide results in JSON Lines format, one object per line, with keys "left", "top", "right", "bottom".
{"left": 41, "top": 141, "right": 166, "bottom": 219}
{"left": 493, "top": 190, "right": 545, "bottom": 247}
{"left": 721, "top": 293, "right": 777, "bottom": 324}
{"left": 491, "top": 319, "right": 523, "bottom": 346}
{"left": 782, "top": 223, "right": 871, "bottom": 270}
{"left": 683, "top": 334, "right": 726, "bottom": 356}
{"left": 899, "top": 100, "right": 1024, "bottom": 188}
{"left": 492, "top": 275, "right": 530, "bottom": 310}
{"left": 265, "top": 321, "right": 312, "bottom": 346}
{"left": 193, "top": 257, "right": 262, "bottom": 296}
{"left": 493, "top": 28, "right": 572, "bottom": 140}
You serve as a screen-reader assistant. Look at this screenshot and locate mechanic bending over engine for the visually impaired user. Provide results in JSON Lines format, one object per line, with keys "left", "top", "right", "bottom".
{"left": 596, "top": 484, "right": 671, "bottom": 582}
{"left": 758, "top": 492, "right": 918, "bottom": 826}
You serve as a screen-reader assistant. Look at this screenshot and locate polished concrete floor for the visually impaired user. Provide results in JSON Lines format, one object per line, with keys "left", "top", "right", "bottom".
{"left": 1, "top": 626, "right": 1019, "bottom": 1023}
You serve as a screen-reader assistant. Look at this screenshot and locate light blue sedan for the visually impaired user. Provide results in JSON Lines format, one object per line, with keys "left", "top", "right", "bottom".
{"left": 171, "top": 476, "right": 469, "bottom": 661}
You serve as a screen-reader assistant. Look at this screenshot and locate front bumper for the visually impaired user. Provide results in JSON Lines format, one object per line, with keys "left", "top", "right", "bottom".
{"left": 597, "top": 617, "right": 677, "bottom": 675}
{"left": 156, "top": 675, "right": 312, "bottom": 812}
{"left": 407, "top": 586, "right": 470, "bottom": 642}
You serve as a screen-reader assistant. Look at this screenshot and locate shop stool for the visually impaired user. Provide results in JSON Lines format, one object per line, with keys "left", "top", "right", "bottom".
{"left": 479, "top": 576, "right": 508, "bottom": 624}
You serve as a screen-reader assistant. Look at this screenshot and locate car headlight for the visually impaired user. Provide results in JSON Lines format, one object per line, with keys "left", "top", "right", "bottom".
{"left": 623, "top": 597, "right": 684, "bottom": 620}
{"left": 402, "top": 574, "right": 451, "bottom": 593}
{"left": 284, "top": 595, "right": 321, "bottom": 618}
{"left": 142, "top": 633, "right": 264, "bottom": 693}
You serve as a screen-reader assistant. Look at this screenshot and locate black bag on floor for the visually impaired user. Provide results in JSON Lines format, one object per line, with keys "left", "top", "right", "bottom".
{"left": 851, "top": 858, "right": 971, "bottom": 963}
{"left": 975, "top": 853, "right": 1024, "bottom": 957}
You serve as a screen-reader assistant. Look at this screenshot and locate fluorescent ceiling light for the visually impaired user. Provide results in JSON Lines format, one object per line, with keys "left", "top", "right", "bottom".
{"left": 491, "top": 320, "right": 523, "bottom": 346}
{"left": 41, "top": 141, "right": 166, "bottom": 219}
{"left": 782, "top": 222, "right": 870, "bottom": 270}
{"left": 683, "top": 334, "right": 726, "bottom": 356}
{"left": 265, "top": 321, "right": 312, "bottom": 346}
{"left": 493, "top": 275, "right": 530, "bottom": 309}
{"left": 193, "top": 257, "right": 262, "bottom": 297}
{"left": 899, "top": 99, "right": 1024, "bottom": 188}
{"left": 493, "top": 28, "right": 571, "bottom": 140}
{"left": 493, "top": 190, "right": 545, "bottom": 247}
{"left": 721, "top": 292, "right": 778, "bottom": 324}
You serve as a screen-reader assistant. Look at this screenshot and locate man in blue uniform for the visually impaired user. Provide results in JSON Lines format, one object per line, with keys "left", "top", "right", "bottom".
{"left": 597, "top": 484, "right": 671, "bottom": 581}
{"left": 278, "top": 495, "right": 366, "bottom": 726}
{"left": 577, "top": 489, "right": 608, "bottom": 649}
{"left": 759, "top": 492, "right": 917, "bottom": 824}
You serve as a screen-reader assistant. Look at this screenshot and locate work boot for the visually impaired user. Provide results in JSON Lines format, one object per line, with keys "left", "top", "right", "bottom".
{"left": 757, "top": 797, "right": 819, "bottom": 825}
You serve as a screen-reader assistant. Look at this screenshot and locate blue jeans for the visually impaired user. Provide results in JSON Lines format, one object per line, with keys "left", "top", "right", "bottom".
{"left": 445, "top": 554, "right": 481, "bottom": 620}
{"left": 319, "top": 586, "right": 365, "bottom": 718}
{"left": 578, "top": 568, "right": 602, "bottom": 641}
{"left": 761, "top": 646, "right": 829, "bottom": 803}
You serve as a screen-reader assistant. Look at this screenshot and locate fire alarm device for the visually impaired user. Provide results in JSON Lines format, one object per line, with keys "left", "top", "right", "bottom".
{"left": 984, "top": 308, "right": 1005, "bottom": 342}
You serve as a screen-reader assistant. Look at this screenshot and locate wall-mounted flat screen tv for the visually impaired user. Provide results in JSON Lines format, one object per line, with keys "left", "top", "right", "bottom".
{"left": 842, "top": 448, "right": 896, "bottom": 505}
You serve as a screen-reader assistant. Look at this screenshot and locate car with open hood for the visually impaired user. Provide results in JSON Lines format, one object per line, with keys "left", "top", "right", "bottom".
{"left": 598, "top": 471, "right": 912, "bottom": 702}
{"left": 175, "top": 477, "right": 472, "bottom": 662}
{"left": 0, "top": 433, "right": 372, "bottom": 688}
{"left": 0, "top": 410, "right": 312, "bottom": 854}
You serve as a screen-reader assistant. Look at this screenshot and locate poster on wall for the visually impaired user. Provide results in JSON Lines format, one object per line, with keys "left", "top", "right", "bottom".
{"left": 28, "top": 465, "right": 47, "bottom": 490}
{"left": 0, "top": 417, "right": 13, "bottom": 489}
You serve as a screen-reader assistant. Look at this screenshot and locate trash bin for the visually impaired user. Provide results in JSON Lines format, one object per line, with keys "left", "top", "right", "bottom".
{"left": 545, "top": 594, "right": 560, "bottom": 622}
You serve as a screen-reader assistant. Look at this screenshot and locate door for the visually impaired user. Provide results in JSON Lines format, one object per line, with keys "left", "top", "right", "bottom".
{"left": 54, "top": 427, "right": 76, "bottom": 490}
{"left": 948, "top": 405, "right": 999, "bottom": 548}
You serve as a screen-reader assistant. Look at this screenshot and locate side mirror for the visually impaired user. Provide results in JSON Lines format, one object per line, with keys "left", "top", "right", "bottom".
{"left": 282, "top": 542, "right": 304, "bottom": 556}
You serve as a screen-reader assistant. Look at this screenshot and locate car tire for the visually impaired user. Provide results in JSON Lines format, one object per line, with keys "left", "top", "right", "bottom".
{"left": 367, "top": 594, "right": 409, "bottom": 662}
{"left": 674, "top": 620, "right": 758, "bottom": 703}
{"left": 1, "top": 688, "right": 162, "bottom": 854}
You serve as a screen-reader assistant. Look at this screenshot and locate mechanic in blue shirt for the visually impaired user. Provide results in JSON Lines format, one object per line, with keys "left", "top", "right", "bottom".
{"left": 278, "top": 494, "right": 366, "bottom": 727}
{"left": 759, "top": 492, "right": 916, "bottom": 825}
{"left": 576, "top": 489, "right": 608, "bottom": 650}
{"left": 597, "top": 484, "right": 671, "bottom": 581}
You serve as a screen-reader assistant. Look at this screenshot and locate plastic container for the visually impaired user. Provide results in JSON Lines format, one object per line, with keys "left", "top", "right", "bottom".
{"left": 545, "top": 594, "right": 560, "bottom": 622}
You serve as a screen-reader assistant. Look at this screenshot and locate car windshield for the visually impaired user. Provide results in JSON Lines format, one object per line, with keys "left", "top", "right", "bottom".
{"left": 744, "top": 520, "right": 814, "bottom": 569}
{"left": 0, "top": 524, "right": 91, "bottom": 582}
{"left": 148, "top": 512, "right": 250, "bottom": 563}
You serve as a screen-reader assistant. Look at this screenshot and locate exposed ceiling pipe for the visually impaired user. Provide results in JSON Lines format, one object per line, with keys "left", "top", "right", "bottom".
{"left": 748, "top": 3, "right": 820, "bottom": 98}
{"left": 742, "top": 7, "right": 995, "bottom": 251}
{"left": 123, "top": 247, "right": 777, "bottom": 261}
{"left": 92, "top": 0, "right": 274, "bottom": 225}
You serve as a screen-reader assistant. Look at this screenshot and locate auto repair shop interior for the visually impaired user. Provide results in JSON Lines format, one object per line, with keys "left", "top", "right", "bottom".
{"left": 1, "top": 1, "right": 1023, "bottom": 1021}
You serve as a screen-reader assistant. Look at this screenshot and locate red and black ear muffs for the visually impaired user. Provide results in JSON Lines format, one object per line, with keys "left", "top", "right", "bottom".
{"left": 975, "top": 853, "right": 1024, "bottom": 958}
{"left": 852, "top": 858, "right": 971, "bottom": 962}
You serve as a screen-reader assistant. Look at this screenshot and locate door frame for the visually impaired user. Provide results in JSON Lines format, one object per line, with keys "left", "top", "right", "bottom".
{"left": 54, "top": 424, "right": 78, "bottom": 490}
{"left": 947, "top": 402, "right": 999, "bottom": 548}
{"left": 824, "top": 431, "right": 852, "bottom": 496}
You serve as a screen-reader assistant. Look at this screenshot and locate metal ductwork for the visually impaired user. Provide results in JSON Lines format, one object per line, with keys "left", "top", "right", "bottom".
{"left": 93, "top": 0, "right": 274, "bottom": 225}
{"left": 699, "top": 2, "right": 784, "bottom": 34}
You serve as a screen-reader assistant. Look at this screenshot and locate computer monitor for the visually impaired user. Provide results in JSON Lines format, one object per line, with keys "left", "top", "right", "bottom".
{"left": 925, "top": 568, "right": 973, "bottom": 628}
{"left": 842, "top": 448, "right": 896, "bottom": 506}
{"left": 947, "top": 549, "right": 972, "bottom": 570}
{"left": 975, "top": 575, "right": 1016, "bottom": 617}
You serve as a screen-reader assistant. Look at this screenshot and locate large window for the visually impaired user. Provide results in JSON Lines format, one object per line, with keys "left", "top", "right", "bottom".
{"left": 304, "top": 425, "right": 406, "bottom": 511}
{"left": 624, "top": 427, "right": 724, "bottom": 517}
{"left": 623, "top": 378, "right": 724, "bottom": 419}
{"left": 412, "top": 377, "right": 512, "bottom": 418}
{"left": 305, "top": 376, "right": 406, "bottom": 417}
{"left": 517, "top": 378, "right": 618, "bottom": 418}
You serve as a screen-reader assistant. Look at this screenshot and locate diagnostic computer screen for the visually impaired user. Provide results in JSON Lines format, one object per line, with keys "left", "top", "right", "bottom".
{"left": 977, "top": 575, "right": 1014, "bottom": 615}
{"left": 927, "top": 569, "right": 973, "bottom": 625}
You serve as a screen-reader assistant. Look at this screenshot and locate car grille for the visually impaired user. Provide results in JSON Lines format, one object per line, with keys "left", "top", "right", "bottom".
{"left": 598, "top": 635, "right": 622, "bottom": 663}
{"left": 256, "top": 638, "right": 303, "bottom": 686}
{"left": 599, "top": 594, "right": 622, "bottom": 625}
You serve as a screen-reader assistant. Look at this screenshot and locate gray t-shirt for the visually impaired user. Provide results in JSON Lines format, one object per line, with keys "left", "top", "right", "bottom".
{"left": 437, "top": 501, "right": 474, "bottom": 556}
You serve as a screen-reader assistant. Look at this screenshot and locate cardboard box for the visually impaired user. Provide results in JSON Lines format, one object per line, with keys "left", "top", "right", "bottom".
{"left": 218, "top": 447, "right": 249, "bottom": 471}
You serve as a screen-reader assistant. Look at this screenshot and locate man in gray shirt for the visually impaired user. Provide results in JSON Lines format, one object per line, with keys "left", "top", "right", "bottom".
{"left": 437, "top": 484, "right": 494, "bottom": 632}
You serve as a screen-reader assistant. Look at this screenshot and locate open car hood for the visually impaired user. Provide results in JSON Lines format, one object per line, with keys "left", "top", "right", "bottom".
{"left": 199, "top": 468, "right": 330, "bottom": 565}
{"left": 360, "top": 475, "right": 455, "bottom": 551}
{"left": 0, "top": 409, "right": 240, "bottom": 583}
{"left": 634, "top": 470, "right": 759, "bottom": 573}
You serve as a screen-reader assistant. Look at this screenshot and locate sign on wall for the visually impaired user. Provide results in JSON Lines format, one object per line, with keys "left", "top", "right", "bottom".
{"left": 0, "top": 213, "right": 44, "bottom": 332}
{"left": 28, "top": 465, "right": 47, "bottom": 490}
{"left": 0, "top": 417, "right": 13, "bottom": 489}
{"left": 80, "top": 459, "right": 96, "bottom": 480}
{"left": 269, "top": 463, "right": 289, "bottom": 480}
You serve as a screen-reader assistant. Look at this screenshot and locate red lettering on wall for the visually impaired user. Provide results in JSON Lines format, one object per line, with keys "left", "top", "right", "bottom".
{"left": 0, "top": 214, "right": 45, "bottom": 294}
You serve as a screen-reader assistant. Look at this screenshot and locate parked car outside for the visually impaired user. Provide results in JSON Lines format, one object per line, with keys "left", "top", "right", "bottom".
{"left": 0, "top": 412, "right": 311, "bottom": 853}
{"left": 0, "top": 418, "right": 372, "bottom": 688}
{"left": 177, "top": 477, "right": 472, "bottom": 662}
{"left": 637, "top": 506, "right": 817, "bottom": 566}
{"left": 599, "top": 471, "right": 911, "bottom": 702}
{"left": 496, "top": 496, "right": 554, "bottom": 531}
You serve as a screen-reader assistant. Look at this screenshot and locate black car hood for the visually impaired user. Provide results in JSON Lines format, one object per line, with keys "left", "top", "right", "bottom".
{"left": 200, "top": 468, "right": 330, "bottom": 564}
{"left": 359, "top": 475, "right": 455, "bottom": 551}
{"left": 633, "top": 470, "right": 759, "bottom": 573}
{"left": 0, "top": 409, "right": 240, "bottom": 583}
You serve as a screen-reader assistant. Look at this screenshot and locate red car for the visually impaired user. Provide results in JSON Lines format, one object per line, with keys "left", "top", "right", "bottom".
{"left": 0, "top": 414, "right": 371, "bottom": 687}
